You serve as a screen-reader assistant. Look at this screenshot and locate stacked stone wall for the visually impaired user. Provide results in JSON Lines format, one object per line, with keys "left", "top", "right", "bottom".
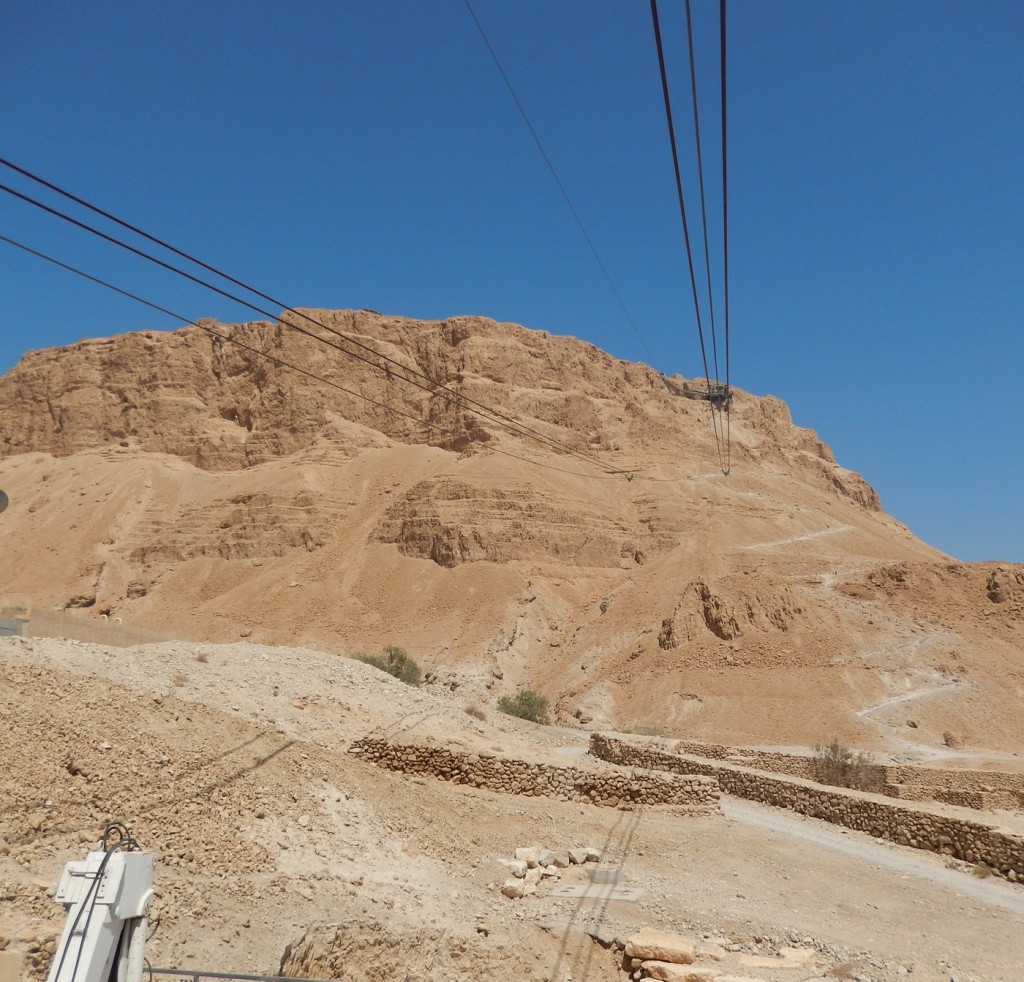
{"left": 348, "top": 738, "right": 720, "bottom": 813}
{"left": 671, "top": 739, "right": 1024, "bottom": 808}
{"left": 590, "top": 734, "right": 1024, "bottom": 883}
{"left": 885, "top": 765, "right": 1024, "bottom": 795}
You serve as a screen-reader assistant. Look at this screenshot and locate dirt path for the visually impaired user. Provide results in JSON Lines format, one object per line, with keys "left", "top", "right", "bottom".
{"left": 744, "top": 524, "right": 854, "bottom": 551}
{"left": 722, "top": 797, "right": 1024, "bottom": 918}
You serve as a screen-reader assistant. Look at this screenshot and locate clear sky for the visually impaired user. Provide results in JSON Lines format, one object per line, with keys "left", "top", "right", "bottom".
{"left": 1, "top": 1, "right": 1021, "bottom": 562}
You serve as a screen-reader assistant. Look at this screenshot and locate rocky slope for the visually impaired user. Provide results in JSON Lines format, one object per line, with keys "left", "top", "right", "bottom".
{"left": 1, "top": 310, "right": 1020, "bottom": 752}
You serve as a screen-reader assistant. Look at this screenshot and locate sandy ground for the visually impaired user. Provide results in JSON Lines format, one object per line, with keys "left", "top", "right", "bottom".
{"left": 2, "top": 635, "right": 1023, "bottom": 982}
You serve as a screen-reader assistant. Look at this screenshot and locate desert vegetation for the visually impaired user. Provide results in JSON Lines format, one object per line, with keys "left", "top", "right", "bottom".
{"left": 354, "top": 644, "right": 422, "bottom": 687}
{"left": 811, "top": 738, "right": 875, "bottom": 790}
{"left": 497, "top": 688, "right": 550, "bottom": 724}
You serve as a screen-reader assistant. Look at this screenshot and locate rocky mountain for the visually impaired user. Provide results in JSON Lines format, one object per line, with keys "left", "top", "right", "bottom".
{"left": 1, "top": 310, "right": 1020, "bottom": 752}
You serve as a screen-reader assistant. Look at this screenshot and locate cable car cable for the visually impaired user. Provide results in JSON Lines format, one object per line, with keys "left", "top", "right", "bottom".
{"left": 461, "top": 0, "right": 655, "bottom": 363}
{"left": 647, "top": 0, "right": 726, "bottom": 473}
{"left": 0, "top": 178, "right": 627, "bottom": 475}
{"left": 0, "top": 158, "right": 625, "bottom": 473}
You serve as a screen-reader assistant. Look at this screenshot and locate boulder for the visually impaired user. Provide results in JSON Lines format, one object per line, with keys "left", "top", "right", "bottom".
{"left": 504, "top": 859, "right": 528, "bottom": 878}
{"left": 515, "top": 846, "right": 541, "bottom": 868}
{"left": 500, "top": 878, "right": 524, "bottom": 899}
{"left": 641, "top": 962, "right": 721, "bottom": 982}
{"left": 778, "top": 946, "right": 816, "bottom": 966}
{"left": 625, "top": 928, "right": 697, "bottom": 964}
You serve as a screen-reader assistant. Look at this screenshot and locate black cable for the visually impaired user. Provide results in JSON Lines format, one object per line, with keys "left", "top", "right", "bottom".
{"left": 53, "top": 832, "right": 137, "bottom": 982}
{"left": 648, "top": 0, "right": 726, "bottom": 472}
{"left": 720, "top": 0, "right": 732, "bottom": 476}
{"left": 460, "top": 0, "right": 655, "bottom": 364}
{"left": 0, "top": 186, "right": 630, "bottom": 481}
{"left": 0, "top": 234, "right": 639, "bottom": 482}
{"left": 684, "top": 0, "right": 720, "bottom": 384}
{"left": 0, "top": 160, "right": 625, "bottom": 475}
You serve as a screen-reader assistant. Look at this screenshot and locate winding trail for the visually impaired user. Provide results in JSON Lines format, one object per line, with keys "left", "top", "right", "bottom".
{"left": 856, "top": 678, "right": 967, "bottom": 719}
{"left": 744, "top": 524, "right": 853, "bottom": 551}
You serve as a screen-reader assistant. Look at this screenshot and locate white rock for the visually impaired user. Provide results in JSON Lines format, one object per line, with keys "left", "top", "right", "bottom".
{"left": 568, "top": 847, "right": 589, "bottom": 865}
{"left": 778, "top": 946, "right": 816, "bottom": 966}
{"left": 503, "top": 859, "right": 528, "bottom": 878}
{"left": 501, "top": 878, "right": 524, "bottom": 899}
{"left": 585, "top": 846, "right": 602, "bottom": 862}
{"left": 515, "top": 846, "right": 542, "bottom": 868}
{"left": 625, "top": 929, "right": 697, "bottom": 964}
{"left": 537, "top": 848, "right": 557, "bottom": 867}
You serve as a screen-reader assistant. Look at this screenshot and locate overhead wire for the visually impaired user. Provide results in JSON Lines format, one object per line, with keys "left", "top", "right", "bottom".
{"left": 0, "top": 233, "right": 673, "bottom": 482}
{"left": 684, "top": 0, "right": 720, "bottom": 384}
{"left": 647, "top": 0, "right": 727, "bottom": 474}
{"left": 0, "top": 175, "right": 632, "bottom": 478}
{"left": 719, "top": 0, "right": 732, "bottom": 474}
{"left": 0, "top": 158, "right": 626, "bottom": 476}
{"left": 460, "top": 0, "right": 656, "bottom": 364}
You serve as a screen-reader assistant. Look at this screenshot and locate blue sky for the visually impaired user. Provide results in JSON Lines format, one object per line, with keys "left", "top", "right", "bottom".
{"left": 1, "top": 1, "right": 1021, "bottom": 562}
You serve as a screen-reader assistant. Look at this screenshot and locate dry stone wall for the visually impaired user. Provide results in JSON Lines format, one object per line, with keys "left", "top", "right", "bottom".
{"left": 349, "top": 737, "right": 720, "bottom": 813}
{"left": 590, "top": 734, "right": 1024, "bottom": 882}
{"left": 672, "top": 738, "right": 1024, "bottom": 807}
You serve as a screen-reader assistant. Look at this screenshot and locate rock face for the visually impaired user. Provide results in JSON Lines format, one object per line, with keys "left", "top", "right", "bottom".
{"left": 1, "top": 309, "right": 1021, "bottom": 749}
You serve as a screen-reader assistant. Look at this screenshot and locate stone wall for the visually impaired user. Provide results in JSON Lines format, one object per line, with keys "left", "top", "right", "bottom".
{"left": 590, "top": 734, "right": 1024, "bottom": 882}
{"left": 672, "top": 738, "right": 1024, "bottom": 806}
{"left": 348, "top": 737, "right": 720, "bottom": 813}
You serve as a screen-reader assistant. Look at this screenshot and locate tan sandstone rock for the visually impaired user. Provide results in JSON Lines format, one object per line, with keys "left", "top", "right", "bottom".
{"left": 625, "top": 928, "right": 697, "bottom": 964}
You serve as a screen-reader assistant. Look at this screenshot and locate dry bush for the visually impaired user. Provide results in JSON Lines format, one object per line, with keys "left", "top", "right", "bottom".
{"left": 354, "top": 644, "right": 422, "bottom": 687}
{"left": 812, "top": 738, "right": 874, "bottom": 791}
{"left": 195, "top": 651, "right": 209, "bottom": 664}
{"left": 497, "top": 689, "right": 550, "bottom": 724}
{"left": 972, "top": 862, "right": 994, "bottom": 878}
{"left": 464, "top": 704, "right": 487, "bottom": 721}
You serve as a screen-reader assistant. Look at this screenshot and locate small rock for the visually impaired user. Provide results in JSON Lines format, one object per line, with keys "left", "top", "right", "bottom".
{"left": 515, "top": 847, "right": 542, "bottom": 868}
{"left": 641, "top": 962, "right": 720, "bottom": 982}
{"left": 504, "top": 859, "right": 528, "bottom": 878}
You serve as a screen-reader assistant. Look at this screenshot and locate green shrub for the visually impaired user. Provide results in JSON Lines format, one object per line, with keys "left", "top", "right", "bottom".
{"left": 497, "top": 688, "right": 550, "bottom": 724}
{"left": 812, "top": 738, "right": 873, "bottom": 790}
{"left": 354, "top": 644, "right": 421, "bottom": 687}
